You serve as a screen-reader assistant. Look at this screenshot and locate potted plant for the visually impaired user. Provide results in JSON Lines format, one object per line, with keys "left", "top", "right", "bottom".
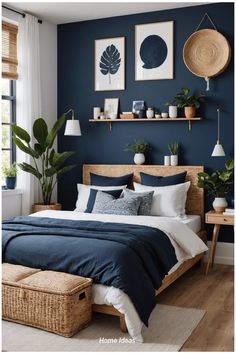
{"left": 168, "top": 142, "right": 179, "bottom": 166}
{"left": 166, "top": 100, "right": 178, "bottom": 118}
{"left": 3, "top": 162, "right": 17, "bottom": 189}
{"left": 155, "top": 110, "right": 161, "bottom": 118}
{"left": 174, "top": 87, "right": 205, "bottom": 118}
{"left": 12, "top": 114, "right": 76, "bottom": 212}
{"left": 125, "top": 140, "right": 150, "bottom": 165}
{"left": 197, "top": 160, "right": 234, "bottom": 213}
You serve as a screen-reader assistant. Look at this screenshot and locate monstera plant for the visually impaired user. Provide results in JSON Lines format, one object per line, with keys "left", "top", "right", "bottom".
{"left": 12, "top": 114, "right": 76, "bottom": 208}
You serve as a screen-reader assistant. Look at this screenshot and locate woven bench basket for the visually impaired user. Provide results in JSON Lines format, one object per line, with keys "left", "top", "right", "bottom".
{"left": 2, "top": 263, "right": 92, "bottom": 337}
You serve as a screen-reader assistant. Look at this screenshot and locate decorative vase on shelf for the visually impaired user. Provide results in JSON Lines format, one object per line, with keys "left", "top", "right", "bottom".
{"left": 212, "top": 197, "right": 228, "bottom": 213}
{"left": 134, "top": 153, "right": 145, "bottom": 165}
{"left": 139, "top": 109, "right": 146, "bottom": 118}
{"left": 146, "top": 108, "right": 154, "bottom": 119}
{"left": 184, "top": 106, "right": 196, "bottom": 118}
{"left": 169, "top": 106, "right": 178, "bottom": 118}
{"left": 161, "top": 112, "right": 169, "bottom": 118}
{"left": 170, "top": 155, "right": 178, "bottom": 166}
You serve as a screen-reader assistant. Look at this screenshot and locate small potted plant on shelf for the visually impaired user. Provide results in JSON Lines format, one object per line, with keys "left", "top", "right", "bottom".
{"left": 174, "top": 87, "right": 205, "bottom": 118}
{"left": 125, "top": 140, "right": 150, "bottom": 165}
{"left": 168, "top": 142, "right": 179, "bottom": 166}
{"left": 12, "top": 115, "right": 77, "bottom": 212}
{"left": 3, "top": 162, "right": 17, "bottom": 189}
{"left": 155, "top": 110, "right": 161, "bottom": 118}
{"left": 197, "top": 159, "right": 234, "bottom": 213}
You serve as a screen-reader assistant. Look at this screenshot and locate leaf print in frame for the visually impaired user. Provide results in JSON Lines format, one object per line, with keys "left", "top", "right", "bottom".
{"left": 100, "top": 44, "right": 121, "bottom": 84}
{"left": 95, "top": 37, "right": 125, "bottom": 91}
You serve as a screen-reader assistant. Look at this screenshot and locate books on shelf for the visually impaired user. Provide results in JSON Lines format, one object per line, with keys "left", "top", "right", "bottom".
{"left": 223, "top": 208, "right": 234, "bottom": 216}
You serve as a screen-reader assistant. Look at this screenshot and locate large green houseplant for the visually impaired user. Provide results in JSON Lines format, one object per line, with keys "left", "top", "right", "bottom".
{"left": 197, "top": 159, "right": 234, "bottom": 212}
{"left": 12, "top": 114, "right": 76, "bottom": 210}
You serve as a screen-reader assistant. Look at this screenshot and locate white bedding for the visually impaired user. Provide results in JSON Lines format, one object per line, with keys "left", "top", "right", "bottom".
{"left": 31, "top": 210, "right": 208, "bottom": 342}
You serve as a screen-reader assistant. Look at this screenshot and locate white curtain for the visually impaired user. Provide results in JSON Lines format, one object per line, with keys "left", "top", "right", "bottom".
{"left": 17, "top": 14, "right": 42, "bottom": 214}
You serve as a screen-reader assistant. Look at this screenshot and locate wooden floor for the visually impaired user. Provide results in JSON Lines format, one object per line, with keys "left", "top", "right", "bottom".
{"left": 157, "top": 263, "right": 234, "bottom": 352}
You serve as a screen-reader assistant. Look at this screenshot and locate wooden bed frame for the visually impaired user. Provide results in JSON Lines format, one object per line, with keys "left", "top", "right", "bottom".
{"left": 83, "top": 164, "right": 207, "bottom": 332}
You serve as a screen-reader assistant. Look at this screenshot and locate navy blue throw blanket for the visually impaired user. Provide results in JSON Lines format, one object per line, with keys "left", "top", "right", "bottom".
{"left": 2, "top": 216, "right": 178, "bottom": 326}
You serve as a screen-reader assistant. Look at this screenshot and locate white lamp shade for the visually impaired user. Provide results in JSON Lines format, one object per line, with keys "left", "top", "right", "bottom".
{"left": 211, "top": 143, "right": 225, "bottom": 157}
{"left": 64, "top": 120, "right": 81, "bottom": 136}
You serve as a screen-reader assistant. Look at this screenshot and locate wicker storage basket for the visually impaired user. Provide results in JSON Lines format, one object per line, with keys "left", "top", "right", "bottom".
{"left": 2, "top": 263, "right": 92, "bottom": 337}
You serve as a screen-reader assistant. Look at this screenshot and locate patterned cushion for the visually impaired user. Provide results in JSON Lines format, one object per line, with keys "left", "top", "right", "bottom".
{"left": 92, "top": 191, "right": 141, "bottom": 216}
{"left": 122, "top": 189, "right": 154, "bottom": 216}
{"left": 85, "top": 189, "right": 123, "bottom": 213}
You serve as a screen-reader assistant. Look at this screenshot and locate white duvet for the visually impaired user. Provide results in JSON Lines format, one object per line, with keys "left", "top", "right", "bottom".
{"left": 31, "top": 210, "right": 208, "bottom": 342}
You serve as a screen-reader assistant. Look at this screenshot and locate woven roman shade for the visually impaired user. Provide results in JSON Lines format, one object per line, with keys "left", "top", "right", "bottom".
{"left": 2, "top": 21, "right": 18, "bottom": 80}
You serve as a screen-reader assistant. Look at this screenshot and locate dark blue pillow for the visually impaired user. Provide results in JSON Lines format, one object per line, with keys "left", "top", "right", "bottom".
{"left": 140, "top": 171, "right": 187, "bottom": 187}
{"left": 90, "top": 173, "right": 133, "bottom": 186}
{"left": 85, "top": 189, "right": 123, "bottom": 213}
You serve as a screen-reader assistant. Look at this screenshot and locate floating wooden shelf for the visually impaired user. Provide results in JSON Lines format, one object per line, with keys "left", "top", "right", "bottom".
{"left": 89, "top": 117, "right": 202, "bottom": 131}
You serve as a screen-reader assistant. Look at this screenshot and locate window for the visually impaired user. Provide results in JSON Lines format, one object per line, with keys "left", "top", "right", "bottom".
{"left": 2, "top": 78, "right": 16, "bottom": 183}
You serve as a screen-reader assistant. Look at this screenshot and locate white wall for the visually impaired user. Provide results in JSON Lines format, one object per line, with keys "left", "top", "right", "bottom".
{"left": 2, "top": 8, "right": 58, "bottom": 207}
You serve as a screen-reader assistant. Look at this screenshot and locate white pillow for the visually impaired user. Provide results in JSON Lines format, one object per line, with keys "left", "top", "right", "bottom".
{"left": 75, "top": 184, "right": 126, "bottom": 212}
{"left": 133, "top": 181, "right": 191, "bottom": 217}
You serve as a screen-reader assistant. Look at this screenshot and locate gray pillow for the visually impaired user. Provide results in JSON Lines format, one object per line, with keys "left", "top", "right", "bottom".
{"left": 122, "top": 189, "right": 154, "bottom": 215}
{"left": 92, "top": 191, "right": 141, "bottom": 216}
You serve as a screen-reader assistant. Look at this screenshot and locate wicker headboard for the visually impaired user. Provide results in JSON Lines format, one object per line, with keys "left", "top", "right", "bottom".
{"left": 83, "top": 164, "right": 204, "bottom": 225}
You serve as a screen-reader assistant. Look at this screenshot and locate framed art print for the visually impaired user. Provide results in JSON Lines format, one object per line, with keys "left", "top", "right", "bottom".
{"left": 135, "top": 21, "right": 174, "bottom": 81}
{"left": 132, "top": 100, "right": 145, "bottom": 114}
{"left": 104, "top": 98, "right": 119, "bottom": 118}
{"left": 95, "top": 37, "right": 125, "bottom": 91}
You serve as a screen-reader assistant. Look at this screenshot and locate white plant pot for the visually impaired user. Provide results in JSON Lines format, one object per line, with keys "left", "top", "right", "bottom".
{"left": 134, "top": 153, "right": 145, "bottom": 165}
{"left": 146, "top": 109, "right": 154, "bottom": 119}
{"left": 169, "top": 106, "right": 178, "bottom": 118}
{"left": 212, "top": 197, "right": 228, "bottom": 213}
{"left": 170, "top": 155, "right": 178, "bottom": 166}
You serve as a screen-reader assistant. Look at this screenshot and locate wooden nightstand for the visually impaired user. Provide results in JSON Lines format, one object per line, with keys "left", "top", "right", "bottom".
{"left": 205, "top": 211, "right": 234, "bottom": 275}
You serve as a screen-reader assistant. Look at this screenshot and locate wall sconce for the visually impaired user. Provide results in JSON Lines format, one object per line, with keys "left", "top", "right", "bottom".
{"left": 211, "top": 108, "right": 225, "bottom": 157}
{"left": 64, "top": 109, "right": 81, "bottom": 136}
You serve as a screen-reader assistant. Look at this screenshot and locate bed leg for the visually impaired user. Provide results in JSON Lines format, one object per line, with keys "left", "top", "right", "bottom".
{"left": 119, "top": 315, "right": 128, "bottom": 332}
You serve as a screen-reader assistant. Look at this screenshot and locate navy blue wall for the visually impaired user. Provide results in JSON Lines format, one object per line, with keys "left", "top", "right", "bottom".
{"left": 58, "top": 2, "right": 234, "bottom": 242}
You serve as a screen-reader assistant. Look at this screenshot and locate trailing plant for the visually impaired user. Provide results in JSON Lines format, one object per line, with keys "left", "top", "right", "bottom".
{"left": 12, "top": 115, "right": 76, "bottom": 205}
{"left": 174, "top": 87, "right": 205, "bottom": 108}
{"left": 3, "top": 162, "right": 17, "bottom": 177}
{"left": 125, "top": 140, "right": 150, "bottom": 154}
{"left": 197, "top": 159, "right": 234, "bottom": 197}
{"left": 168, "top": 142, "right": 179, "bottom": 155}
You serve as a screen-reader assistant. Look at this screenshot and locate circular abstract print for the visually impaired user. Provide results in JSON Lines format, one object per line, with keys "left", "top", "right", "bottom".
{"left": 140, "top": 35, "right": 168, "bottom": 69}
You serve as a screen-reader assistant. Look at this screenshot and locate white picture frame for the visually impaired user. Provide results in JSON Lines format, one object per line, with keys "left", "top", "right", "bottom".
{"left": 104, "top": 98, "right": 119, "bottom": 119}
{"left": 135, "top": 21, "right": 174, "bottom": 81}
{"left": 95, "top": 37, "right": 125, "bottom": 91}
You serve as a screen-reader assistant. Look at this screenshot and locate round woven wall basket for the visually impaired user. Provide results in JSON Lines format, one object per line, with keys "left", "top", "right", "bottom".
{"left": 183, "top": 29, "right": 231, "bottom": 78}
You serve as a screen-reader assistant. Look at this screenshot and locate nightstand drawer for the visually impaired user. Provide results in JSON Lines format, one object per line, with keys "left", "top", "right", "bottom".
{"left": 206, "top": 213, "right": 234, "bottom": 225}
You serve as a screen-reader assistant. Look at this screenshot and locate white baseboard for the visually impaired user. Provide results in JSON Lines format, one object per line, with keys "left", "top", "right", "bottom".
{"left": 204, "top": 241, "right": 234, "bottom": 265}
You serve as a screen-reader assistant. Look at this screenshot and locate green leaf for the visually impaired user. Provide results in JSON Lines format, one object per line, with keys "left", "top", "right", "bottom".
{"left": 12, "top": 124, "right": 31, "bottom": 143}
{"left": 34, "top": 143, "right": 45, "bottom": 156}
{"left": 49, "top": 149, "right": 55, "bottom": 165}
{"left": 51, "top": 151, "right": 74, "bottom": 168}
{"left": 13, "top": 137, "right": 39, "bottom": 158}
{"left": 45, "top": 114, "right": 65, "bottom": 148}
{"left": 45, "top": 167, "right": 57, "bottom": 177}
{"left": 18, "top": 162, "right": 42, "bottom": 179}
{"left": 57, "top": 164, "right": 76, "bottom": 177}
{"left": 225, "top": 159, "right": 234, "bottom": 171}
{"left": 33, "top": 118, "right": 48, "bottom": 146}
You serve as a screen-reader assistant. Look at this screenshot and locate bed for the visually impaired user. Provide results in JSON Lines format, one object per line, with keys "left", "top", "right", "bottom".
{"left": 2, "top": 164, "right": 208, "bottom": 342}
{"left": 82, "top": 165, "right": 207, "bottom": 332}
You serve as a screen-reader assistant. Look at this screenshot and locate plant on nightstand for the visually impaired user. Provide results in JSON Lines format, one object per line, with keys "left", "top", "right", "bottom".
{"left": 12, "top": 115, "right": 76, "bottom": 212}
{"left": 3, "top": 162, "right": 17, "bottom": 189}
{"left": 197, "top": 159, "right": 234, "bottom": 213}
{"left": 168, "top": 142, "right": 179, "bottom": 166}
{"left": 125, "top": 140, "right": 150, "bottom": 165}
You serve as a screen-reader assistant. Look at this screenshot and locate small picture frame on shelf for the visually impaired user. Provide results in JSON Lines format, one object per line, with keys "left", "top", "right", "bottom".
{"left": 104, "top": 98, "right": 119, "bottom": 119}
{"left": 132, "top": 100, "right": 145, "bottom": 114}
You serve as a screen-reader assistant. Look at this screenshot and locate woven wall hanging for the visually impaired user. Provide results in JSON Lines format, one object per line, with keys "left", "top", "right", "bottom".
{"left": 183, "top": 13, "right": 231, "bottom": 91}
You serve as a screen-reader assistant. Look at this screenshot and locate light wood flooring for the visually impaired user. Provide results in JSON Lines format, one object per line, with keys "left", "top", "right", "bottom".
{"left": 157, "top": 263, "right": 234, "bottom": 351}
